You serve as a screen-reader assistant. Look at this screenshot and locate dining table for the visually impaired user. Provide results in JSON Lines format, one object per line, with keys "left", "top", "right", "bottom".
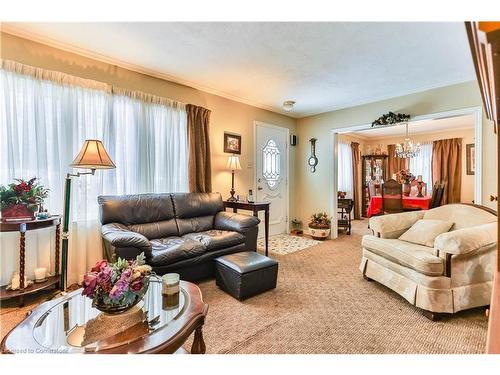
{"left": 366, "top": 195, "right": 432, "bottom": 217}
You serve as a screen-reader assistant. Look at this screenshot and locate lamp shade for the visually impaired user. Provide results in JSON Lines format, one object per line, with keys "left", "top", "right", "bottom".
{"left": 70, "top": 139, "right": 116, "bottom": 169}
{"left": 226, "top": 155, "right": 242, "bottom": 171}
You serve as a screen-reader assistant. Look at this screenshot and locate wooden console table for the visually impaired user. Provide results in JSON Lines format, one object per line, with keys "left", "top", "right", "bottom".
{"left": 223, "top": 201, "right": 270, "bottom": 256}
{"left": 0, "top": 215, "right": 62, "bottom": 306}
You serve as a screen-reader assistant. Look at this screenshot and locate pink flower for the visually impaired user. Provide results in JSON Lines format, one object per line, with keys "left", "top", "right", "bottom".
{"left": 82, "top": 272, "right": 98, "bottom": 298}
{"left": 130, "top": 276, "right": 144, "bottom": 292}
{"left": 91, "top": 260, "right": 108, "bottom": 273}
{"left": 109, "top": 268, "right": 133, "bottom": 300}
{"left": 97, "top": 266, "right": 112, "bottom": 292}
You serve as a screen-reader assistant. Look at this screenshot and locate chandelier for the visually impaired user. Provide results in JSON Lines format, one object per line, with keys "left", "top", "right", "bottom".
{"left": 395, "top": 123, "right": 420, "bottom": 158}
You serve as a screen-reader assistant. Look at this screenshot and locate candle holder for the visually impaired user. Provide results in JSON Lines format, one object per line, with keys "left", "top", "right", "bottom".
{"left": 162, "top": 273, "right": 180, "bottom": 310}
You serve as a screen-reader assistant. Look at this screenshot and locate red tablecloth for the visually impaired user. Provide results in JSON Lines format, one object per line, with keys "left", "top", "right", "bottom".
{"left": 366, "top": 196, "right": 432, "bottom": 217}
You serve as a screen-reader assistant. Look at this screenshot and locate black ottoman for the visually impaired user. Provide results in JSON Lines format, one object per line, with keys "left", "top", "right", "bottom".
{"left": 215, "top": 252, "right": 278, "bottom": 300}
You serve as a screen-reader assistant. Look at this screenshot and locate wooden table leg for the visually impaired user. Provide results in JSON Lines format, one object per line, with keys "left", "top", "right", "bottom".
{"left": 232, "top": 207, "right": 237, "bottom": 213}
{"left": 264, "top": 208, "right": 269, "bottom": 257}
{"left": 191, "top": 327, "right": 206, "bottom": 354}
{"left": 19, "top": 224, "right": 26, "bottom": 307}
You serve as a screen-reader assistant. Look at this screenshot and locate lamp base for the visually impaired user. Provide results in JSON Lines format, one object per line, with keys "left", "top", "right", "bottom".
{"left": 227, "top": 187, "right": 237, "bottom": 202}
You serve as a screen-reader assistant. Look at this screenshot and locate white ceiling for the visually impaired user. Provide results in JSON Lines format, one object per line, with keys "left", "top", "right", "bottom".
{"left": 345, "top": 114, "right": 474, "bottom": 140}
{"left": 3, "top": 22, "right": 476, "bottom": 118}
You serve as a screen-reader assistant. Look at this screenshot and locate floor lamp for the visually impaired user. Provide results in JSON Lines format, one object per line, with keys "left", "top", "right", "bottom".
{"left": 60, "top": 139, "right": 116, "bottom": 290}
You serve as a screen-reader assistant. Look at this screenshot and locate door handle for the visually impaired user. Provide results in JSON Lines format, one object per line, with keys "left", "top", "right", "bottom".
{"left": 490, "top": 195, "right": 498, "bottom": 202}
{"left": 257, "top": 186, "right": 263, "bottom": 191}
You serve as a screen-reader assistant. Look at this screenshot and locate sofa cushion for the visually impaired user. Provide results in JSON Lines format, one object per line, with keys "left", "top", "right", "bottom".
{"left": 398, "top": 219, "right": 453, "bottom": 247}
{"left": 362, "top": 235, "right": 444, "bottom": 276}
{"left": 183, "top": 230, "right": 245, "bottom": 252}
{"left": 149, "top": 237, "right": 206, "bottom": 266}
{"left": 423, "top": 204, "right": 497, "bottom": 230}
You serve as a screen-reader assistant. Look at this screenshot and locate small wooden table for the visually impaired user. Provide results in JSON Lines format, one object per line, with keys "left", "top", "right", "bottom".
{"left": 1, "top": 279, "right": 208, "bottom": 354}
{"left": 223, "top": 200, "right": 270, "bottom": 256}
{"left": 0, "top": 216, "right": 62, "bottom": 306}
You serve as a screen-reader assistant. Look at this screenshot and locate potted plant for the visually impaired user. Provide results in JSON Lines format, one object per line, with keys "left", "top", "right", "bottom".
{"left": 291, "top": 218, "right": 303, "bottom": 235}
{"left": 396, "top": 169, "right": 415, "bottom": 197}
{"left": 308, "top": 212, "right": 331, "bottom": 240}
{"left": 81, "top": 253, "right": 153, "bottom": 315}
{"left": 0, "top": 178, "right": 49, "bottom": 221}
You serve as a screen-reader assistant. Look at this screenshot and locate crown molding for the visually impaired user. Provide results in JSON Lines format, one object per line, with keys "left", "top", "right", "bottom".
{"left": 1, "top": 23, "right": 300, "bottom": 119}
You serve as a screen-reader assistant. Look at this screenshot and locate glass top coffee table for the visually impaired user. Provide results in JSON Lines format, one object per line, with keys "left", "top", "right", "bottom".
{"left": 1, "top": 279, "right": 208, "bottom": 354}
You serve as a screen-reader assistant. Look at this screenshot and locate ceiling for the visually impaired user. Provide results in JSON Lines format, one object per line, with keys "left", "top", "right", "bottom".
{"left": 3, "top": 22, "right": 476, "bottom": 118}
{"left": 346, "top": 114, "right": 474, "bottom": 140}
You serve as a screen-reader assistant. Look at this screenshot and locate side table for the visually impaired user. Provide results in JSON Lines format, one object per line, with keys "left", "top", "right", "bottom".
{"left": 0, "top": 215, "right": 62, "bottom": 306}
{"left": 222, "top": 201, "right": 270, "bottom": 256}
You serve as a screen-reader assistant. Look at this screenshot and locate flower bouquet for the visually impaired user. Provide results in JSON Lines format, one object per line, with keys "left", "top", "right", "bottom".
{"left": 396, "top": 169, "right": 415, "bottom": 196}
{"left": 0, "top": 178, "right": 49, "bottom": 221}
{"left": 396, "top": 169, "right": 416, "bottom": 184}
{"left": 82, "top": 253, "right": 152, "bottom": 314}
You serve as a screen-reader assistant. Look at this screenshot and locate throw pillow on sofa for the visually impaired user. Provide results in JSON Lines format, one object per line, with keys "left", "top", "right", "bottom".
{"left": 398, "top": 219, "right": 454, "bottom": 247}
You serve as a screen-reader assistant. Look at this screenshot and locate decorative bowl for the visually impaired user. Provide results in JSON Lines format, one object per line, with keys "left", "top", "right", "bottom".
{"left": 92, "top": 277, "right": 150, "bottom": 315}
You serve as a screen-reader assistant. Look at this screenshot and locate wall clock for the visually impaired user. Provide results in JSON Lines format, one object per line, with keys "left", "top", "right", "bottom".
{"left": 308, "top": 138, "right": 318, "bottom": 173}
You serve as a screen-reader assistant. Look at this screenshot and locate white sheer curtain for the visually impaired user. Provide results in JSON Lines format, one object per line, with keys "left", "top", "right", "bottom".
{"left": 338, "top": 141, "right": 354, "bottom": 198}
{"left": 409, "top": 142, "right": 433, "bottom": 195}
{"left": 0, "top": 68, "right": 188, "bottom": 285}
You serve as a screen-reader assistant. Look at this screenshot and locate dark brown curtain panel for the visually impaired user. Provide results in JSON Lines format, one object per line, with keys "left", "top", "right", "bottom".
{"left": 387, "top": 144, "right": 408, "bottom": 179}
{"left": 432, "top": 138, "right": 462, "bottom": 204}
{"left": 351, "top": 142, "right": 361, "bottom": 219}
{"left": 186, "top": 104, "right": 212, "bottom": 193}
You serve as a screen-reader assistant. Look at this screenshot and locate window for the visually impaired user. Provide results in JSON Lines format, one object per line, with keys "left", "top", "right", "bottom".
{"left": 0, "top": 68, "right": 188, "bottom": 285}
{"left": 409, "top": 142, "right": 433, "bottom": 194}
{"left": 262, "top": 139, "right": 281, "bottom": 189}
{"left": 338, "top": 142, "right": 353, "bottom": 198}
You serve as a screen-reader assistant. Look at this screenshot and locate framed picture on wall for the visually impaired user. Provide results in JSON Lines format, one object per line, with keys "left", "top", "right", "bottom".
{"left": 466, "top": 143, "right": 475, "bottom": 175}
{"left": 224, "top": 132, "right": 242, "bottom": 154}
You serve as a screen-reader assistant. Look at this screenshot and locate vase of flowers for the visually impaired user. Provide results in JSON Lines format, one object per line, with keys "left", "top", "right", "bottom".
{"left": 308, "top": 212, "right": 331, "bottom": 240}
{"left": 82, "top": 253, "right": 153, "bottom": 315}
{"left": 0, "top": 178, "right": 49, "bottom": 221}
{"left": 396, "top": 169, "right": 415, "bottom": 197}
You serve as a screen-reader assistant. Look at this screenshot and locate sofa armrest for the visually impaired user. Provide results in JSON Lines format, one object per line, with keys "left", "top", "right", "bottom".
{"left": 369, "top": 211, "right": 425, "bottom": 238}
{"left": 214, "top": 211, "right": 260, "bottom": 252}
{"left": 214, "top": 211, "right": 260, "bottom": 233}
{"left": 101, "top": 223, "right": 152, "bottom": 261}
{"left": 434, "top": 222, "right": 497, "bottom": 255}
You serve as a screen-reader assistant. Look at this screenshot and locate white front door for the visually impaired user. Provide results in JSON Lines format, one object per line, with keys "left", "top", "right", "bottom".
{"left": 255, "top": 122, "right": 288, "bottom": 236}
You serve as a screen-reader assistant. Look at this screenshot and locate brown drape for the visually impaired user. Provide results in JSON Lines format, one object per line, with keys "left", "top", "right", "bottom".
{"left": 432, "top": 138, "right": 462, "bottom": 204}
{"left": 186, "top": 104, "right": 212, "bottom": 193}
{"left": 387, "top": 144, "right": 408, "bottom": 179}
{"left": 351, "top": 142, "right": 361, "bottom": 219}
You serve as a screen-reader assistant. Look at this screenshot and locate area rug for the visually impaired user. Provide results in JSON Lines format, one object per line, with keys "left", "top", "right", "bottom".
{"left": 1, "top": 219, "right": 488, "bottom": 354}
{"left": 258, "top": 234, "right": 321, "bottom": 255}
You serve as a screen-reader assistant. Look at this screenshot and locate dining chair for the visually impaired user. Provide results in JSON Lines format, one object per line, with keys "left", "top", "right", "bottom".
{"left": 429, "top": 182, "right": 446, "bottom": 208}
{"left": 381, "top": 179, "right": 403, "bottom": 214}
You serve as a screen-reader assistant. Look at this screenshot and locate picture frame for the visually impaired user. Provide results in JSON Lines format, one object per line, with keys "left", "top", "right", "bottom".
{"left": 466, "top": 143, "right": 475, "bottom": 175}
{"left": 224, "top": 132, "right": 242, "bottom": 154}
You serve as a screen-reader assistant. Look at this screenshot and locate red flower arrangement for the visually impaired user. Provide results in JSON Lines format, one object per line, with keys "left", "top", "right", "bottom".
{"left": 0, "top": 178, "right": 49, "bottom": 220}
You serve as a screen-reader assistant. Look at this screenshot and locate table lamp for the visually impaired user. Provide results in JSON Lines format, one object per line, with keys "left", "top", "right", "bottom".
{"left": 226, "top": 155, "right": 242, "bottom": 202}
{"left": 60, "top": 140, "right": 116, "bottom": 290}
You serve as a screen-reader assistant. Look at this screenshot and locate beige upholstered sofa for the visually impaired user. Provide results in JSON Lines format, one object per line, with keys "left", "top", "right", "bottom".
{"left": 359, "top": 204, "right": 497, "bottom": 320}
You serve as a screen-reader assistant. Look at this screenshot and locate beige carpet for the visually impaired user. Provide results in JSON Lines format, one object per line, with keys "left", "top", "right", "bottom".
{"left": 1, "top": 220, "right": 488, "bottom": 354}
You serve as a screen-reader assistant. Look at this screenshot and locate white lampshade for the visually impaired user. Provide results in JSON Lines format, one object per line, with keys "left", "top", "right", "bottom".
{"left": 70, "top": 139, "right": 116, "bottom": 170}
{"left": 226, "top": 155, "right": 242, "bottom": 171}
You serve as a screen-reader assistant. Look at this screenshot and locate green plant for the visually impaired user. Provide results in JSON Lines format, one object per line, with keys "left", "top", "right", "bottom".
{"left": 0, "top": 178, "right": 49, "bottom": 211}
{"left": 371, "top": 112, "right": 410, "bottom": 127}
{"left": 291, "top": 218, "right": 302, "bottom": 229}
{"left": 308, "top": 212, "right": 331, "bottom": 229}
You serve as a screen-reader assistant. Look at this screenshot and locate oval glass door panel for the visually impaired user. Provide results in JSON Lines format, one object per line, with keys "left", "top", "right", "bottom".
{"left": 262, "top": 139, "right": 281, "bottom": 189}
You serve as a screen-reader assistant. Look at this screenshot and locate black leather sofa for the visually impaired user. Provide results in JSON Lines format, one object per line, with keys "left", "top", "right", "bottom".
{"left": 98, "top": 192, "right": 260, "bottom": 281}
